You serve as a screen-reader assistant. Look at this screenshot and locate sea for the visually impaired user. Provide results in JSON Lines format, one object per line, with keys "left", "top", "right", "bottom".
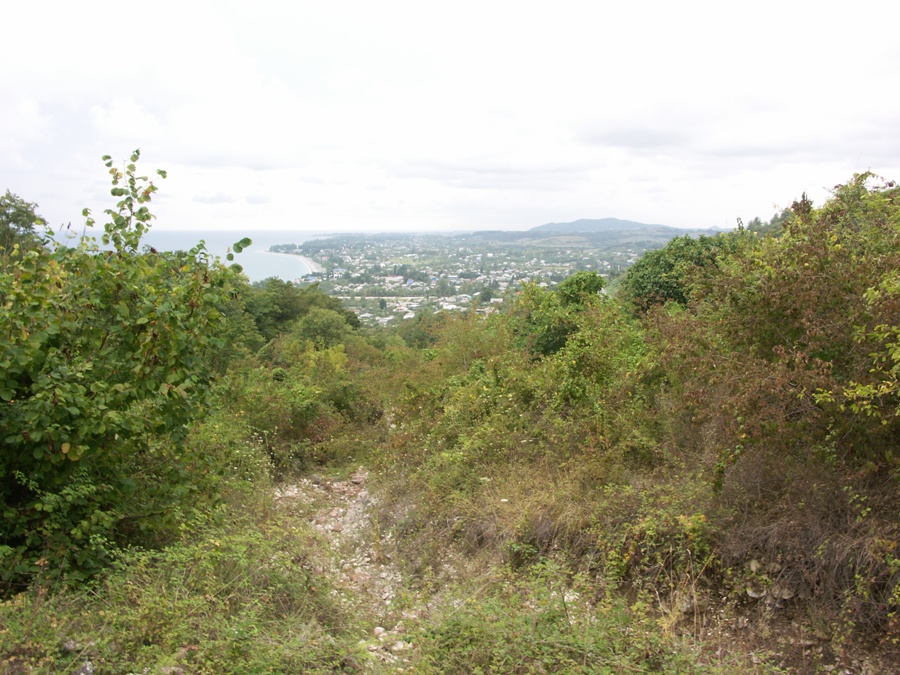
{"left": 143, "top": 230, "right": 322, "bottom": 283}
{"left": 57, "top": 228, "right": 323, "bottom": 284}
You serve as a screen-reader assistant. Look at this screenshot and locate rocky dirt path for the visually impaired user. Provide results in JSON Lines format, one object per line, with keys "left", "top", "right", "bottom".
{"left": 274, "top": 468, "right": 422, "bottom": 672}
{"left": 272, "top": 469, "right": 895, "bottom": 674}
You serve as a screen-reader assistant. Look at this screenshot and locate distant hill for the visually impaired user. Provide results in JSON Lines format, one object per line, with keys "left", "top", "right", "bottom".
{"left": 464, "top": 218, "right": 719, "bottom": 251}
{"left": 530, "top": 218, "right": 674, "bottom": 234}
{"left": 295, "top": 219, "right": 725, "bottom": 266}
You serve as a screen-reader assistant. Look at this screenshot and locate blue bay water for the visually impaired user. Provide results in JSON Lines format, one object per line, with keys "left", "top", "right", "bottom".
{"left": 139, "top": 230, "right": 319, "bottom": 283}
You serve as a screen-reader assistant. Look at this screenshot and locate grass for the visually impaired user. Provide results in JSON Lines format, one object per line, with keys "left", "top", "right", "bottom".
{"left": 408, "top": 560, "right": 760, "bottom": 674}
{"left": 0, "top": 506, "right": 363, "bottom": 674}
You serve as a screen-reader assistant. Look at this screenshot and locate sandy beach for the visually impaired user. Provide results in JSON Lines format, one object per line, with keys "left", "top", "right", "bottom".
{"left": 296, "top": 255, "right": 324, "bottom": 274}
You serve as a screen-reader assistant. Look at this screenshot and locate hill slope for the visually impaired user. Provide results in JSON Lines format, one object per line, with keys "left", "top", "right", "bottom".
{"left": 531, "top": 217, "right": 674, "bottom": 234}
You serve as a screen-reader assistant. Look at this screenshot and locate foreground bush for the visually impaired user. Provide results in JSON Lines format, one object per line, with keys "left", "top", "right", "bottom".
{"left": 0, "top": 153, "right": 250, "bottom": 590}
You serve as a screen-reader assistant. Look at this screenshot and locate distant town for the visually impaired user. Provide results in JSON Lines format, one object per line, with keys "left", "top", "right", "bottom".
{"left": 269, "top": 220, "right": 720, "bottom": 325}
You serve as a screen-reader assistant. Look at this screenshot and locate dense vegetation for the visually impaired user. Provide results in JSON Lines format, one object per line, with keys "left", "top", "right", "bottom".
{"left": 1, "top": 158, "right": 898, "bottom": 673}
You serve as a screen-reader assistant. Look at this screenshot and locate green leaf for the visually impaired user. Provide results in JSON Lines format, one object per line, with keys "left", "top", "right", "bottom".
{"left": 120, "top": 479, "right": 137, "bottom": 497}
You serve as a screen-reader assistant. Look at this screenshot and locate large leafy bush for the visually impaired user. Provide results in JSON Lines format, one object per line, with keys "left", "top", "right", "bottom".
{"left": 0, "top": 152, "right": 244, "bottom": 588}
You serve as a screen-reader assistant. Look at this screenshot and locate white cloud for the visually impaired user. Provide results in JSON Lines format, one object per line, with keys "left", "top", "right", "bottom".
{"left": 2, "top": 0, "right": 899, "bottom": 232}
{"left": 0, "top": 98, "right": 55, "bottom": 169}
{"left": 193, "top": 192, "right": 235, "bottom": 204}
{"left": 90, "top": 99, "right": 164, "bottom": 142}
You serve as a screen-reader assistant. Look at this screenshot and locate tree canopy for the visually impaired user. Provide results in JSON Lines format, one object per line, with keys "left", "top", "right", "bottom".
{"left": 0, "top": 190, "right": 47, "bottom": 267}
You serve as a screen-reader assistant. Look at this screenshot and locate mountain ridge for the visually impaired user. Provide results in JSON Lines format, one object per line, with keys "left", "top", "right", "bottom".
{"left": 530, "top": 217, "right": 674, "bottom": 233}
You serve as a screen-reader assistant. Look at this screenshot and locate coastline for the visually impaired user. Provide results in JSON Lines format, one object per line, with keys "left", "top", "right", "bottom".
{"left": 135, "top": 230, "right": 325, "bottom": 283}
{"left": 258, "top": 250, "right": 324, "bottom": 277}
{"left": 296, "top": 254, "right": 324, "bottom": 274}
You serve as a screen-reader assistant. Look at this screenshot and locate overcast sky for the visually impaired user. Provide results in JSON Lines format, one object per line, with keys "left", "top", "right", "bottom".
{"left": 3, "top": 1, "right": 899, "bottom": 234}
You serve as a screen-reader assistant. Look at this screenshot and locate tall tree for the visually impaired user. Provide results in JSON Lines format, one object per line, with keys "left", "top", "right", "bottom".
{"left": 0, "top": 191, "right": 47, "bottom": 267}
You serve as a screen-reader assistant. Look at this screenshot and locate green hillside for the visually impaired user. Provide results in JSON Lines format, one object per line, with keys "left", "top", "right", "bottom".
{"left": 2, "top": 158, "right": 898, "bottom": 673}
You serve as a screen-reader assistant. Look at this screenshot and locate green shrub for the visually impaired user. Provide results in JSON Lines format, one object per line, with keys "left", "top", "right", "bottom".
{"left": 0, "top": 152, "right": 248, "bottom": 590}
{"left": 511, "top": 271, "right": 606, "bottom": 357}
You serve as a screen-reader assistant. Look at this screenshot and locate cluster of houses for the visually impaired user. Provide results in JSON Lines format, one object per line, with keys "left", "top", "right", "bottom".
{"left": 279, "top": 235, "right": 641, "bottom": 326}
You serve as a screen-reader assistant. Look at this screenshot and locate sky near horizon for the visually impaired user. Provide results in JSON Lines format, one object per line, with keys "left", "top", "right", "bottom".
{"left": 3, "top": 1, "right": 899, "bottom": 234}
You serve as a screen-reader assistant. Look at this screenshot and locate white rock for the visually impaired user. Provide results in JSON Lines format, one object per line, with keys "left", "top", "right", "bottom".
{"left": 746, "top": 582, "right": 767, "bottom": 599}
{"left": 771, "top": 583, "right": 795, "bottom": 600}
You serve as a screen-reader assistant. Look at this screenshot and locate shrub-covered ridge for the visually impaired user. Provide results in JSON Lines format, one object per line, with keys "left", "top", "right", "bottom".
{"left": 2, "top": 165, "right": 899, "bottom": 672}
